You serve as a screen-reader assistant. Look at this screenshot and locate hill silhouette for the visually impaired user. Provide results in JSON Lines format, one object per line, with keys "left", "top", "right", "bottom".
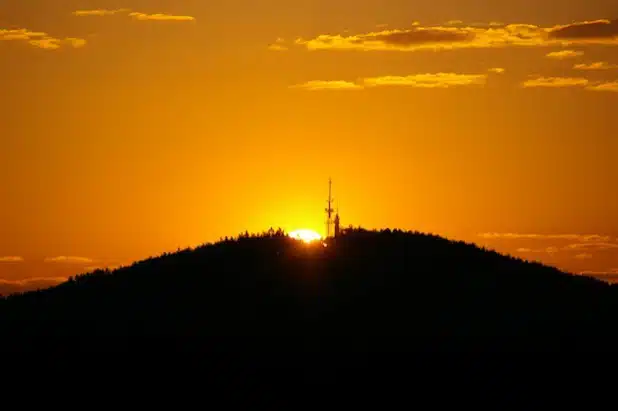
{"left": 0, "top": 228, "right": 616, "bottom": 354}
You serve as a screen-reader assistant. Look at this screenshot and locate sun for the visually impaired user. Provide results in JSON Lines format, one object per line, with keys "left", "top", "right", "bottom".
{"left": 289, "top": 229, "right": 322, "bottom": 244}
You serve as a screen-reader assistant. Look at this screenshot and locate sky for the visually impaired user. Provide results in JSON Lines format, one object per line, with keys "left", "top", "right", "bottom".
{"left": 1, "top": 0, "right": 618, "bottom": 293}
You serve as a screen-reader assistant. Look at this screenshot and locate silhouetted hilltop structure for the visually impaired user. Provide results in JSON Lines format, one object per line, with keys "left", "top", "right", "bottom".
{"left": 0, "top": 228, "right": 617, "bottom": 352}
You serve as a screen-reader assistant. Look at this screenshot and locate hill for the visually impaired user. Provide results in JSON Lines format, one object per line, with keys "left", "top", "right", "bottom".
{"left": 0, "top": 228, "right": 616, "bottom": 353}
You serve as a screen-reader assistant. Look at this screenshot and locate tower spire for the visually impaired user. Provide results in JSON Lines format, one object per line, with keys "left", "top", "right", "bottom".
{"left": 325, "top": 178, "right": 334, "bottom": 238}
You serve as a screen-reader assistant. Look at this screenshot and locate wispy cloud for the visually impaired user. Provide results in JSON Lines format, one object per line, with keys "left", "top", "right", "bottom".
{"left": 363, "top": 73, "right": 487, "bottom": 88}
{"left": 574, "top": 62, "right": 618, "bottom": 70}
{"left": 290, "top": 80, "right": 364, "bottom": 91}
{"left": 128, "top": 12, "right": 195, "bottom": 21}
{"left": 0, "top": 277, "right": 67, "bottom": 286}
{"left": 548, "top": 19, "right": 618, "bottom": 42}
{"left": 579, "top": 269, "right": 618, "bottom": 283}
{"left": 73, "top": 9, "right": 129, "bottom": 16}
{"left": 296, "top": 24, "right": 540, "bottom": 51}
{"left": 84, "top": 264, "right": 121, "bottom": 272}
{"left": 66, "top": 38, "right": 87, "bottom": 48}
{"left": 479, "top": 233, "right": 611, "bottom": 242}
{"left": 522, "top": 76, "right": 589, "bottom": 88}
{"left": 586, "top": 81, "right": 618, "bottom": 92}
{"left": 0, "top": 277, "right": 68, "bottom": 296}
{"left": 293, "top": 19, "right": 618, "bottom": 53}
{"left": 293, "top": 73, "right": 615, "bottom": 93}
{"left": 546, "top": 50, "right": 584, "bottom": 59}
{"left": 72, "top": 9, "right": 195, "bottom": 22}
{"left": 516, "top": 247, "right": 560, "bottom": 254}
{"left": 290, "top": 72, "right": 490, "bottom": 91}
{"left": 268, "top": 38, "right": 288, "bottom": 51}
{"left": 1, "top": 28, "right": 85, "bottom": 50}
{"left": 29, "top": 38, "right": 63, "bottom": 50}
{"left": 586, "top": 81, "right": 618, "bottom": 93}
{"left": 488, "top": 67, "right": 506, "bottom": 74}
{"left": 564, "top": 243, "right": 618, "bottom": 251}
{"left": 581, "top": 269, "right": 618, "bottom": 275}
{"left": 44, "top": 256, "right": 94, "bottom": 264}
{"left": 575, "top": 253, "right": 593, "bottom": 260}
{"left": 268, "top": 44, "right": 288, "bottom": 51}
{"left": 0, "top": 256, "right": 24, "bottom": 263}
{"left": 0, "top": 29, "right": 46, "bottom": 40}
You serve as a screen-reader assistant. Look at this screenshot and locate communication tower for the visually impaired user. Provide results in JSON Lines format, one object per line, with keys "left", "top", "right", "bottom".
{"left": 325, "top": 178, "right": 334, "bottom": 238}
{"left": 325, "top": 178, "right": 342, "bottom": 238}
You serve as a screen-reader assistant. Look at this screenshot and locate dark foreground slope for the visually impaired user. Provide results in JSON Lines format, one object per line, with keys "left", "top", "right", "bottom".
{"left": 1, "top": 229, "right": 617, "bottom": 353}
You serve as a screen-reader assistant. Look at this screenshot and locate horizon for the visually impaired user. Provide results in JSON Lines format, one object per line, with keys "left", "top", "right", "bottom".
{"left": 2, "top": 1, "right": 617, "bottom": 294}
{"left": 1, "top": 225, "right": 616, "bottom": 296}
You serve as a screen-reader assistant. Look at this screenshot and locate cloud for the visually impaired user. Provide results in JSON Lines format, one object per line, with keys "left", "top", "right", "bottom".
{"left": 73, "top": 9, "right": 129, "bottom": 16}
{"left": 522, "top": 76, "right": 589, "bottom": 88}
{"left": 565, "top": 243, "right": 618, "bottom": 251}
{"left": 478, "top": 233, "right": 611, "bottom": 242}
{"left": 293, "top": 19, "right": 618, "bottom": 53}
{"left": 508, "top": 237, "right": 618, "bottom": 254}
{"left": 0, "top": 256, "right": 24, "bottom": 263}
{"left": 371, "top": 28, "right": 475, "bottom": 46}
{"left": 296, "top": 26, "right": 481, "bottom": 52}
{"left": 268, "top": 44, "right": 288, "bottom": 51}
{"left": 268, "top": 38, "right": 288, "bottom": 51}
{"left": 363, "top": 73, "right": 487, "bottom": 88}
{"left": 72, "top": 9, "right": 196, "bottom": 22}
{"left": 574, "top": 62, "right": 618, "bottom": 70}
{"left": 488, "top": 67, "right": 505, "bottom": 74}
{"left": 548, "top": 19, "right": 618, "bottom": 41}
{"left": 44, "top": 256, "right": 94, "bottom": 264}
{"left": 575, "top": 253, "right": 593, "bottom": 260}
{"left": 0, "top": 29, "right": 46, "bottom": 41}
{"left": 0, "top": 277, "right": 67, "bottom": 296}
{"left": 1, "top": 28, "right": 85, "bottom": 50}
{"left": 67, "top": 38, "right": 87, "bottom": 48}
{"left": 290, "top": 73, "right": 490, "bottom": 91}
{"left": 515, "top": 246, "right": 560, "bottom": 254}
{"left": 579, "top": 269, "right": 618, "bottom": 282}
{"left": 290, "top": 80, "right": 364, "bottom": 91}
{"left": 509, "top": 235, "right": 618, "bottom": 259}
{"left": 84, "top": 264, "right": 121, "bottom": 272}
{"left": 128, "top": 12, "right": 195, "bottom": 21}
{"left": 581, "top": 269, "right": 618, "bottom": 275}
{"left": 29, "top": 38, "right": 62, "bottom": 50}
{"left": 0, "top": 277, "right": 67, "bottom": 286}
{"left": 546, "top": 50, "right": 584, "bottom": 59}
{"left": 586, "top": 81, "right": 618, "bottom": 92}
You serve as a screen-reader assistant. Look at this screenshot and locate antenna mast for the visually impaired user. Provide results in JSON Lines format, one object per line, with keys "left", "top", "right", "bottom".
{"left": 325, "top": 178, "right": 334, "bottom": 238}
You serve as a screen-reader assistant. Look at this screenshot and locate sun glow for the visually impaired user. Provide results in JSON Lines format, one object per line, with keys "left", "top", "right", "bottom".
{"left": 289, "top": 229, "right": 322, "bottom": 243}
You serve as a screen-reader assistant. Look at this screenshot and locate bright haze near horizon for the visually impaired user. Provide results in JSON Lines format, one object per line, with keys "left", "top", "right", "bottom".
{"left": 1, "top": 0, "right": 617, "bottom": 294}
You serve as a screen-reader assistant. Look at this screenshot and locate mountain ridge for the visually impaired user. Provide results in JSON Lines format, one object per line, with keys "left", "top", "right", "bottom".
{"left": 0, "top": 228, "right": 616, "bottom": 351}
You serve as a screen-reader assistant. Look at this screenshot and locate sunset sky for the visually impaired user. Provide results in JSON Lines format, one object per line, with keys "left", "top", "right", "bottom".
{"left": 2, "top": 0, "right": 617, "bottom": 294}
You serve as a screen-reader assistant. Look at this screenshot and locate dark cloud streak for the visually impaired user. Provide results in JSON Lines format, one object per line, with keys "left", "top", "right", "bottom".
{"left": 549, "top": 19, "right": 618, "bottom": 40}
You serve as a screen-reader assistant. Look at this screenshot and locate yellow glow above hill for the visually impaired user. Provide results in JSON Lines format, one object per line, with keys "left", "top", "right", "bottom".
{"left": 289, "top": 229, "right": 322, "bottom": 243}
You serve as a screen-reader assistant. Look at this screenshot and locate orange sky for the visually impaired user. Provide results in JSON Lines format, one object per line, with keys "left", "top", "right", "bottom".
{"left": 2, "top": 1, "right": 618, "bottom": 293}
